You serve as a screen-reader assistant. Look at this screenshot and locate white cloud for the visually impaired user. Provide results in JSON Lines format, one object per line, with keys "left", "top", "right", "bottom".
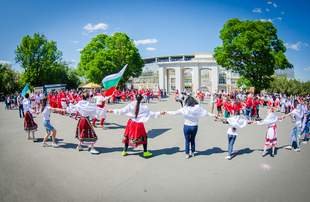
{"left": 76, "top": 48, "right": 83, "bottom": 52}
{"left": 273, "top": 3, "right": 278, "bottom": 8}
{"left": 134, "top": 38, "right": 158, "bottom": 46}
{"left": 260, "top": 18, "right": 273, "bottom": 22}
{"left": 83, "top": 22, "right": 108, "bottom": 33}
{"left": 0, "top": 60, "right": 11, "bottom": 64}
{"left": 267, "top": 1, "right": 272, "bottom": 5}
{"left": 285, "top": 41, "right": 309, "bottom": 51}
{"left": 146, "top": 47, "right": 156, "bottom": 51}
{"left": 265, "top": 8, "right": 270, "bottom": 12}
{"left": 252, "top": 8, "right": 262, "bottom": 13}
{"left": 304, "top": 67, "right": 310, "bottom": 71}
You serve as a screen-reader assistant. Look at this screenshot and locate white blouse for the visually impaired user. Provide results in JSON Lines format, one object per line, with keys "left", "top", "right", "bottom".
{"left": 113, "top": 101, "right": 160, "bottom": 123}
{"left": 22, "top": 98, "right": 31, "bottom": 112}
{"left": 257, "top": 112, "right": 278, "bottom": 126}
{"left": 167, "top": 105, "right": 211, "bottom": 126}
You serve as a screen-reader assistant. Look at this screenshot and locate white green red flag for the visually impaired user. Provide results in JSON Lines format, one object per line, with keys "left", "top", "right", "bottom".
{"left": 102, "top": 64, "right": 128, "bottom": 96}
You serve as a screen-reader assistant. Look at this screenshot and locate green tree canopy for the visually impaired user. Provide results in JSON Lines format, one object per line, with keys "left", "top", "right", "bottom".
{"left": 78, "top": 32, "right": 144, "bottom": 86}
{"left": 214, "top": 18, "right": 292, "bottom": 92}
{"left": 0, "top": 63, "right": 22, "bottom": 95}
{"left": 268, "top": 76, "right": 310, "bottom": 96}
{"left": 15, "top": 33, "right": 80, "bottom": 89}
{"left": 15, "top": 33, "right": 62, "bottom": 86}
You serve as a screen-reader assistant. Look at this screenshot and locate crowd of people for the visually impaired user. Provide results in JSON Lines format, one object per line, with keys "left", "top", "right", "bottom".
{"left": 5, "top": 87, "right": 310, "bottom": 160}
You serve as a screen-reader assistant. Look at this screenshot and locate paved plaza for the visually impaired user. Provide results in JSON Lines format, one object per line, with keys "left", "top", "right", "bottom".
{"left": 0, "top": 98, "right": 309, "bottom": 202}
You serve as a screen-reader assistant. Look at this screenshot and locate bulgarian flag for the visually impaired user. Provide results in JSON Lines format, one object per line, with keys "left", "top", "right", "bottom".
{"left": 102, "top": 64, "right": 128, "bottom": 96}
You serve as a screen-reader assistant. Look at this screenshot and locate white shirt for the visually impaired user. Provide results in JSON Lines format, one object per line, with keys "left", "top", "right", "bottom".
{"left": 167, "top": 105, "right": 210, "bottom": 126}
{"left": 113, "top": 101, "right": 160, "bottom": 123}
{"left": 291, "top": 109, "right": 302, "bottom": 128}
{"left": 42, "top": 106, "right": 51, "bottom": 121}
{"left": 227, "top": 127, "right": 238, "bottom": 136}
{"left": 22, "top": 98, "right": 31, "bottom": 112}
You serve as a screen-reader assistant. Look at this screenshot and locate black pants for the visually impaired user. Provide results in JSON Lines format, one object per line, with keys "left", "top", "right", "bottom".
{"left": 19, "top": 105, "right": 24, "bottom": 118}
{"left": 124, "top": 143, "right": 147, "bottom": 152}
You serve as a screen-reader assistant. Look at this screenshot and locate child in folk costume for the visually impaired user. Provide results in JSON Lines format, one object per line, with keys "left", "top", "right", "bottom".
{"left": 166, "top": 96, "right": 214, "bottom": 159}
{"left": 108, "top": 94, "right": 161, "bottom": 157}
{"left": 93, "top": 93, "right": 110, "bottom": 128}
{"left": 73, "top": 93, "right": 99, "bottom": 154}
{"left": 256, "top": 108, "right": 281, "bottom": 157}
{"left": 225, "top": 116, "right": 247, "bottom": 160}
{"left": 223, "top": 97, "right": 232, "bottom": 119}
{"left": 23, "top": 93, "right": 38, "bottom": 141}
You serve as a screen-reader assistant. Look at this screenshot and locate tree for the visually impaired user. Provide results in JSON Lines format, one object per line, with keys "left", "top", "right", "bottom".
{"left": 268, "top": 76, "right": 310, "bottom": 96}
{"left": 66, "top": 68, "right": 81, "bottom": 89}
{"left": 214, "top": 18, "right": 292, "bottom": 92}
{"left": 15, "top": 33, "right": 62, "bottom": 86}
{"left": 0, "top": 63, "right": 21, "bottom": 95}
{"left": 78, "top": 32, "right": 144, "bottom": 86}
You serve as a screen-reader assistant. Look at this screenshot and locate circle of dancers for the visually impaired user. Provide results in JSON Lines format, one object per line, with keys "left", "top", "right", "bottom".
{"left": 18, "top": 88, "right": 310, "bottom": 159}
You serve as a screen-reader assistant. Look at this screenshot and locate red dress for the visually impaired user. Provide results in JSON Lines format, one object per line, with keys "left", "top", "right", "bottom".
{"left": 76, "top": 117, "right": 97, "bottom": 144}
{"left": 123, "top": 119, "right": 147, "bottom": 147}
{"left": 24, "top": 111, "right": 38, "bottom": 131}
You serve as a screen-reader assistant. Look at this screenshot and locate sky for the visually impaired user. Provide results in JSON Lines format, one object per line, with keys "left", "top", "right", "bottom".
{"left": 0, "top": 0, "right": 309, "bottom": 81}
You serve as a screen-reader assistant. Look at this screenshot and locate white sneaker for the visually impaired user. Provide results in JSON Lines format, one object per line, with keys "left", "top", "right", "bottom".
{"left": 42, "top": 142, "right": 49, "bottom": 147}
{"left": 294, "top": 148, "right": 301, "bottom": 152}
{"left": 52, "top": 143, "right": 59, "bottom": 148}
{"left": 185, "top": 155, "right": 191, "bottom": 159}
{"left": 191, "top": 152, "right": 197, "bottom": 157}
{"left": 90, "top": 148, "right": 99, "bottom": 154}
{"left": 225, "top": 156, "right": 231, "bottom": 160}
{"left": 285, "top": 146, "right": 292, "bottom": 150}
{"left": 76, "top": 145, "right": 82, "bottom": 151}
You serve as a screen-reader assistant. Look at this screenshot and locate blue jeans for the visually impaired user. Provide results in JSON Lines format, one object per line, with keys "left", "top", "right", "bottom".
{"left": 227, "top": 135, "right": 236, "bottom": 156}
{"left": 43, "top": 120, "right": 55, "bottom": 133}
{"left": 290, "top": 126, "right": 301, "bottom": 149}
{"left": 245, "top": 107, "right": 252, "bottom": 120}
{"left": 183, "top": 125, "right": 198, "bottom": 154}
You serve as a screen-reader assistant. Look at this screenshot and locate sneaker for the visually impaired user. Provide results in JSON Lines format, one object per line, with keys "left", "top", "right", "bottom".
{"left": 191, "top": 152, "right": 197, "bottom": 157}
{"left": 285, "top": 146, "right": 292, "bottom": 150}
{"left": 42, "top": 142, "right": 49, "bottom": 147}
{"left": 52, "top": 143, "right": 59, "bottom": 148}
{"left": 302, "top": 141, "right": 308, "bottom": 144}
{"left": 121, "top": 151, "right": 128, "bottom": 156}
{"left": 262, "top": 152, "right": 267, "bottom": 157}
{"left": 32, "top": 138, "right": 38, "bottom": 142}
{"left": 76, "top": 145, "right": 82, "bottom": 151}
{"left": 225, "top": 156, "right": 231, "bottom": 160}
{"left": 90, "top": 148, "right": 99, "bottom": 154}
{"left": 294, "top": 148, "right": 301, "bottom": 152}
{"left": 143, "top": 151, "right": 153, "bottom": 157}
{"left": 271, "top": 153, "right": 274, "bottom": 157}
{"left": 185, "top": 154, "right": 191, "bottom": 159}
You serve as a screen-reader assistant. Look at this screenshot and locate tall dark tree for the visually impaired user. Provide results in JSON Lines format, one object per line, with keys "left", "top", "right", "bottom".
{"left": 214, "top": 18, "right": 292, "bottom": 92}
{"left": 0, "top": 63, "right": 21, "bottom": 95}
{"left": 15, "top": 33, "right": 62, "bottom": 86}
{"left": 78, "top": 32, "right": 144, "bottom": 85}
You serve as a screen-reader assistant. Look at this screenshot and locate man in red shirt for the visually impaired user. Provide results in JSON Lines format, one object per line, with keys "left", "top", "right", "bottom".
{"left": 245, "top": 93, "right": 253, "bottom": 120}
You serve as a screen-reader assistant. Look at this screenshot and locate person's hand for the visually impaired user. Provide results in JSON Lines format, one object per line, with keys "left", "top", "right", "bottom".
{"left": 107, "top": 109, "right": 113, "bottom": 113}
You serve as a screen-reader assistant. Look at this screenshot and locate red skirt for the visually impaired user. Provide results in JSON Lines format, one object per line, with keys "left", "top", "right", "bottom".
{"left": 123, "top": 119, "right": 147, "bottom": 147}
{"left": 76, "top": 117, "right": 97, "bottom": 144}
{"left": 24, "top": 111, "right": 38, "bottom": 131}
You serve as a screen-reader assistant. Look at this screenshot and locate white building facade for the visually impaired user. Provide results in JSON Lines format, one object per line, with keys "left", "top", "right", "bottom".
{"left": 131, "top": 53, "right": 239, "bottom": 93}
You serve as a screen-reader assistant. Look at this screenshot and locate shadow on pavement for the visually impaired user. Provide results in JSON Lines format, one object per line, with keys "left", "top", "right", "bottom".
{"left": 197, "top": 147, "right": 226, "bottom": 156}
{"left": 231, "top": 147, "right": 255, "bottom": 159}
{"left": 151, "top": 146, "right": 181, "bottom": 157}
{"left": 148, "top": 128, "right": 171, "bottom": 139}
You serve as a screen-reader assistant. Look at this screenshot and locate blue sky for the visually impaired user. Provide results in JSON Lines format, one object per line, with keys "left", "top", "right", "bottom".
{"left": 0, "top": 0, "right": 309, "bottom": 81}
